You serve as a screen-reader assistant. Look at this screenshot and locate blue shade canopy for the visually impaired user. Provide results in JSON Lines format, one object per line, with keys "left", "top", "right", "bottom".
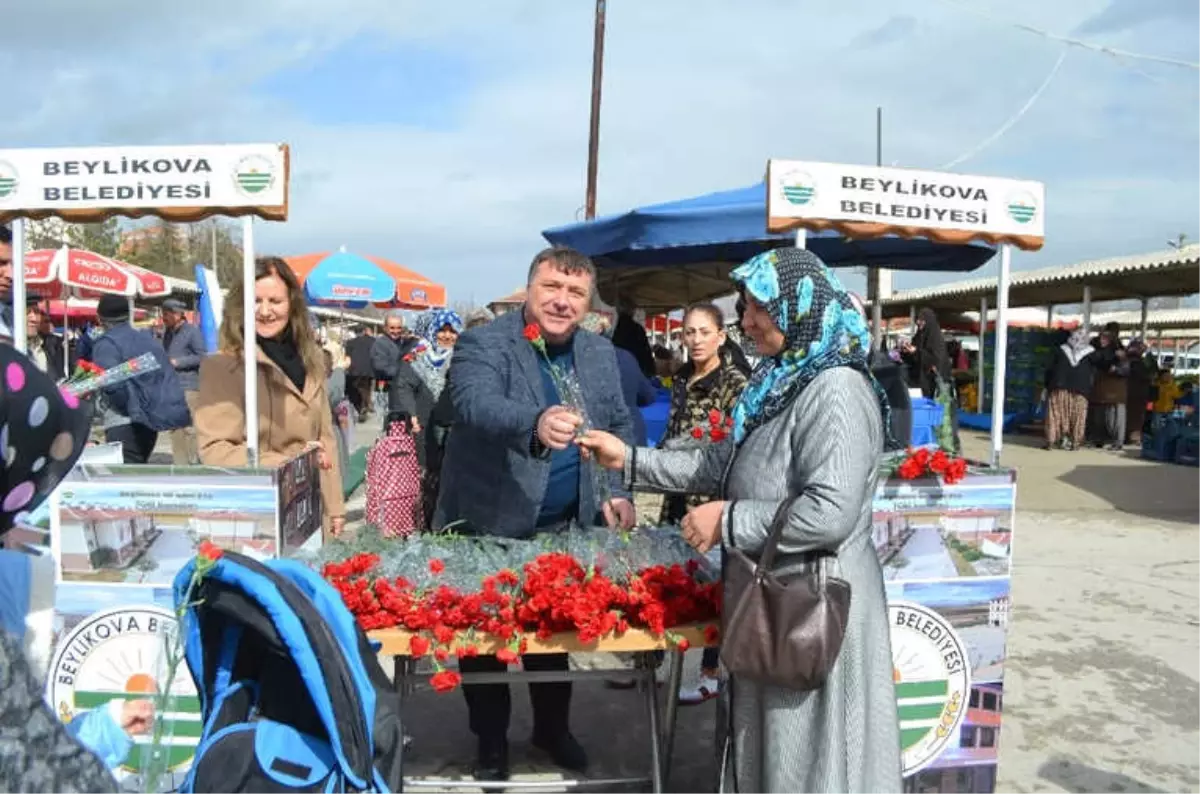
{"left": 303, "top": 250, "right": 397, "bottom": 308}
{"left": 542, "top": 183, "right": 997, "bottom": 309}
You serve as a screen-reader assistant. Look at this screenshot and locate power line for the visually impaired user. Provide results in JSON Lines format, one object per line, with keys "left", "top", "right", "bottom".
{"left": 936, "top": 0, "right": 1200, "bottom": 70}
{"left": 940, "top": 50, "right": 1067, "bottom": 170}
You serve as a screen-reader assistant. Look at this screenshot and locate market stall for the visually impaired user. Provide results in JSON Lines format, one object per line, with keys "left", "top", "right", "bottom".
{"left": 764, "top": 158, "right": 1044, "bottom": 791}
{"left": 0, "top": 142, "right": 321, "bottom": 790}
{"left": 310, "top": 523, "right": 720, "bottom": 792}
{"left": 541, "top": 181, "right": 997, "bottom": 311}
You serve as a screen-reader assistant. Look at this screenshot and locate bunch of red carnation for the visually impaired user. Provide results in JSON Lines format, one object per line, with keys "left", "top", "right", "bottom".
{"left": 894, "top": 447, "right": 968, "bottom": 485}
{"left": 322, "top": 550, "right": 720, "bottom": 693}
{"left": 690, "top": 409, "right": 734, "bottom": 443}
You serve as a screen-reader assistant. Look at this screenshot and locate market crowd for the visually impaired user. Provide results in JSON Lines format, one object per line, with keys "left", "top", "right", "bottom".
{"left": 3, "top": 216, "right": 1195, "bottom": 794}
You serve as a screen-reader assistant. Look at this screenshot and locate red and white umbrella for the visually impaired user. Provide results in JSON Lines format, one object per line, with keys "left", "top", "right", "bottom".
{"left": 24, "top": 246, "right": 169, "bottom": 299}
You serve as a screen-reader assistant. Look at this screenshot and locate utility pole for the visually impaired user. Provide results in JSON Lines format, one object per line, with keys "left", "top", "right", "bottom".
{"left": 868, "top": 106, "right": 885, "bottom": 349}
{"left": 584, "top": 0, "right": 607, "bottom": 220}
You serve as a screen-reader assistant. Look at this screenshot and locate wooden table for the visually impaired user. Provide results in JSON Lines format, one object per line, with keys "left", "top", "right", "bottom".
{"left": 369, "top": 623, "right": 717, "bottom": 792}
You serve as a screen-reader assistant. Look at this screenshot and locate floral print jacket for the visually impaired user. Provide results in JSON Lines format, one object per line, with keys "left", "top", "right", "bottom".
{"left": 657, "top": 355, "right": 748, "bottom": 524}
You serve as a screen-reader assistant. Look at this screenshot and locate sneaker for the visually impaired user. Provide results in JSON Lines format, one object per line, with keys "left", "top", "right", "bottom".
{"left": 679, "top": 674, "right": 721, "bottom": 705}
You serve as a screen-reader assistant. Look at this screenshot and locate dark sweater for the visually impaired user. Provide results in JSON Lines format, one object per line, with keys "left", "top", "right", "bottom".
{"left": 536, "top": 343, "right": 580, "bottom": 527}
{"left": 1047, "top": 347, "right": 1094, "bottom": 396}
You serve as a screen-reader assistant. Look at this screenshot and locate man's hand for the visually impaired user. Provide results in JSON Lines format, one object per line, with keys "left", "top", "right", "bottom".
{"left": 120, "top": 699, "right": 155, "bottom": 736}
{"left": 536, "top": 406, "right": 582, "bottom": 451}
{"left": 602, "top": 498, "right": 636, "bottom": 531}
{"left": 169, "top": 358, "right": 178, "bottom": 367}
{"left": 330, "top": 516, "right": 346, "bottom": 536}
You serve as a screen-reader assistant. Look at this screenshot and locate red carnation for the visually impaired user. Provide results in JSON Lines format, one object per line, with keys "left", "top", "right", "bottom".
{"left": 709, "top": 428, "right": 727, "bottom": 443}
{"left": 197, "top": 540, "right": 224, "bottom": 561}
{"left": 409, "top": 635, "right": 430, "bottom": 657}
{"left": 703, "top": 625, "right": 720, "bottom": 645}
{"left": 691, "top": 426, "right": 704, "bottom": 439}
{"left": 429, "top": 559, "right": 445, "bottom": 575}
{"left": 725, "top": 415, "right": 734, "bottom": 427}
{"left": 430, "top": 670, "right": 462, "bottom": 693}
{"left": 708, "top": 409, "right": 722, "bottom": 426}
{"left": 523, "top": 324, "right": 542, "bottom": 343}
{"left": 676, "top": 637, "right": 691, "bottom": 651}
{"left": 496, "top": 647, "right": 520, "bottom": 665}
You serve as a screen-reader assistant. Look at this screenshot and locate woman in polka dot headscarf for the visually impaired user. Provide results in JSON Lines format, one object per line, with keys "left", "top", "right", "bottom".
{"left": 0, "top": 344, "right": 150, "bottom": 792}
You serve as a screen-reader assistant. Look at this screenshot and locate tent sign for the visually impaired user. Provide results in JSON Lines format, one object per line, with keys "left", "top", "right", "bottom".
{"left": 0, "top": 143, "right": 289, "bottom": 222}
{"left": 767, "top": 159, "right": 1045, "bottom": 249}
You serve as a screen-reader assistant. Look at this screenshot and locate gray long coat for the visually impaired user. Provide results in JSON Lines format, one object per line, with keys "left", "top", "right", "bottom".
{"left": 629, "top": 367, "right": 902, "bottom": 793}
{"left": 435, "top": 309, "right": 634, "bottom": 537}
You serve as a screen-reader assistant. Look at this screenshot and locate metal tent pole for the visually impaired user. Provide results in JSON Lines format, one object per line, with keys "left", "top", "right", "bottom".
{"left": 989, "top": 246, "right": 1012, "bottom": 467}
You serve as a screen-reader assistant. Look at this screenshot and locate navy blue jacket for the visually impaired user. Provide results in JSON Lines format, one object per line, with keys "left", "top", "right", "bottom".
{"left": 434, "top": 310, "right": 635, "bottom": 537}
{"left": 615, "top": 346, "right": 655, "bottom": 446}
{"left": 91, "top": 322, "right": 191, "bottom": 432}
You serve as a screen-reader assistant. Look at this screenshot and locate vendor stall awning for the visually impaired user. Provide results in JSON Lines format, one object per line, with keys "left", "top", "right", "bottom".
{"left": 880, "top": 245, "right": 1200, "bottom": 316}
{"left": 542, "top": 183, "right": 997, "bottom": 310}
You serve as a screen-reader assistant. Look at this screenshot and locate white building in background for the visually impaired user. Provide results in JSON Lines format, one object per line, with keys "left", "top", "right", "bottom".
{"left": 59, "top": 508, "right": 156, "bottom": 573}
{"left": 188, "top": 512, "right": 271, "bottom": 546}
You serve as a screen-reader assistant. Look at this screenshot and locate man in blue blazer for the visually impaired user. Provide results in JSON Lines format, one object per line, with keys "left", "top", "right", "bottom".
{"left": 435, "top": 246, "right": 636, "bottom": 780}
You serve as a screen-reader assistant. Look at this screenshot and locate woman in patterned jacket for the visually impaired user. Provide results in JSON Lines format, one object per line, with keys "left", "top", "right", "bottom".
{"left": 657, "top": 303, "right": 747, "bottom": 704}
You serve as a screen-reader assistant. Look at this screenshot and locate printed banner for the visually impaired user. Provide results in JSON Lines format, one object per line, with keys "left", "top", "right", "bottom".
{"left": 49, "top": 452, "right": 320, "bottom": 587}
{"left": 42, "top": 452, "right": 320, "bottom": 791}
{"left": 874, "top": 469, "right": 1015, "bottom": 793}
{"left": 0, "top": 143, "right": 289, "bottom": 222}
{"left": 47, "top": 585, "right": 198, "bottom": 791}
{"left": 766, "top": 159, "right": 1045, "bottom": 249}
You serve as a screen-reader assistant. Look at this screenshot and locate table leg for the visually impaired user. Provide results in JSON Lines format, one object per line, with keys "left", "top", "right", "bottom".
{"left": 637, "top": 652, "right": 665, "bottom": 793}
{"left": 394, "top": 656, "right": 415, "bottom": 756}
{"left": 659, "top": 647, "right": 685, "bottom": 789}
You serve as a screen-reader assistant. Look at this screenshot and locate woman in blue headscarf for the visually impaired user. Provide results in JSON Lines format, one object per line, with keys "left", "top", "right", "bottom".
{"left": 580, "top": 248, "right": 902, "bottom": 793}
{"left": 387, "top": 308, "right": 464, "bottom": 522}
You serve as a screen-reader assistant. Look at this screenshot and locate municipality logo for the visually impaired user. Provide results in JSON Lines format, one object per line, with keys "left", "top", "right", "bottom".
{"left": 0, "top": 161, "right": 19, "bottom": 200}
{"left": 47, "top": 606, "right": 201, "bottom": 776}
{"left": 234, "top": 155, "right": 276, "bottom": 196}
{"left": 890, "top": 601, "right": 971, "bottom": 775}
{"left": 1006, "top": 191, "right": 1037, "bottom": 225}
{"left": 779, "top": 170, "right": 816, "bottom": 206}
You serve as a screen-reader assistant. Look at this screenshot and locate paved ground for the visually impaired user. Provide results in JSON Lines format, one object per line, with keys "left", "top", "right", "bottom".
{"left": 320, "top": 423, "right": 1200, "bottom": 791}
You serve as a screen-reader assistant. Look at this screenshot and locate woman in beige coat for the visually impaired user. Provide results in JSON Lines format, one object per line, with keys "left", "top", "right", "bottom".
{"left": 195, "top": 256, "right": 347, "bottom": 538}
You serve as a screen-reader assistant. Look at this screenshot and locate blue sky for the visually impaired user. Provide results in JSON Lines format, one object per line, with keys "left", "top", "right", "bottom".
{"left": 1, "top": 0, "right": 1196, "bottom": 306}
{"left": 888, "top": 576, "right": 1012, "bottom": 607}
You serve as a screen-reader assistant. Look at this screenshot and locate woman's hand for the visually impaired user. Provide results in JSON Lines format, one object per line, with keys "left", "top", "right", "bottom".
{"left": 314, "top": 441, "right": 332, "bottom": 470}
{"left": 330, "top": 516, "right": 346, "bottom": 536}
{"left": 681, "top": 501, "right": 725, "bottom": 554}
{"left": 120, "top": 699, "right": 155, "bottom": 736}
{"left": 576, "top": 430, "right": 628, "bottom": 470}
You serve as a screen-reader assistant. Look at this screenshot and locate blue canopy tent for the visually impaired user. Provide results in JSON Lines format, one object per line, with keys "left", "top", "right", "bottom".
{"left": 541, "top": 182, "right": 997, "bottom": 310}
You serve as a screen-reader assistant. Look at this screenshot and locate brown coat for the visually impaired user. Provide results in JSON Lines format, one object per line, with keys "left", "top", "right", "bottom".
{"left": 195, "top": 349, "right": 346, "bottom": 534}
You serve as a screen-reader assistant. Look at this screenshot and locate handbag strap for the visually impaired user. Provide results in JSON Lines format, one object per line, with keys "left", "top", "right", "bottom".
{"left": 754, "top": 496, "right": 798, "bottom": 575}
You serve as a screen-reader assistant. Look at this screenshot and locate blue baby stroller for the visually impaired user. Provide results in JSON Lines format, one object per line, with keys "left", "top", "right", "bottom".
{"left": 174, "top": 551, "right": 404, "bottom": 792}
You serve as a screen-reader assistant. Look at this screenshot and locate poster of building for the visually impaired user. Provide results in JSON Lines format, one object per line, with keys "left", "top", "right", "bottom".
{"left": 875, "top": 468, "right": 1016, "bottom": 794}
{"left": 50, "top": 451, "right": 322, "bottom": 587}
{"left": 47, "top": 584, "right": 199, "bottom": 792}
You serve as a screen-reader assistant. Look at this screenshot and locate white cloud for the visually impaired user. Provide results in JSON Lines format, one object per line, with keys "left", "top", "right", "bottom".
{"left": 3, "top": 0, "right": 1196, "bottom": 305}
